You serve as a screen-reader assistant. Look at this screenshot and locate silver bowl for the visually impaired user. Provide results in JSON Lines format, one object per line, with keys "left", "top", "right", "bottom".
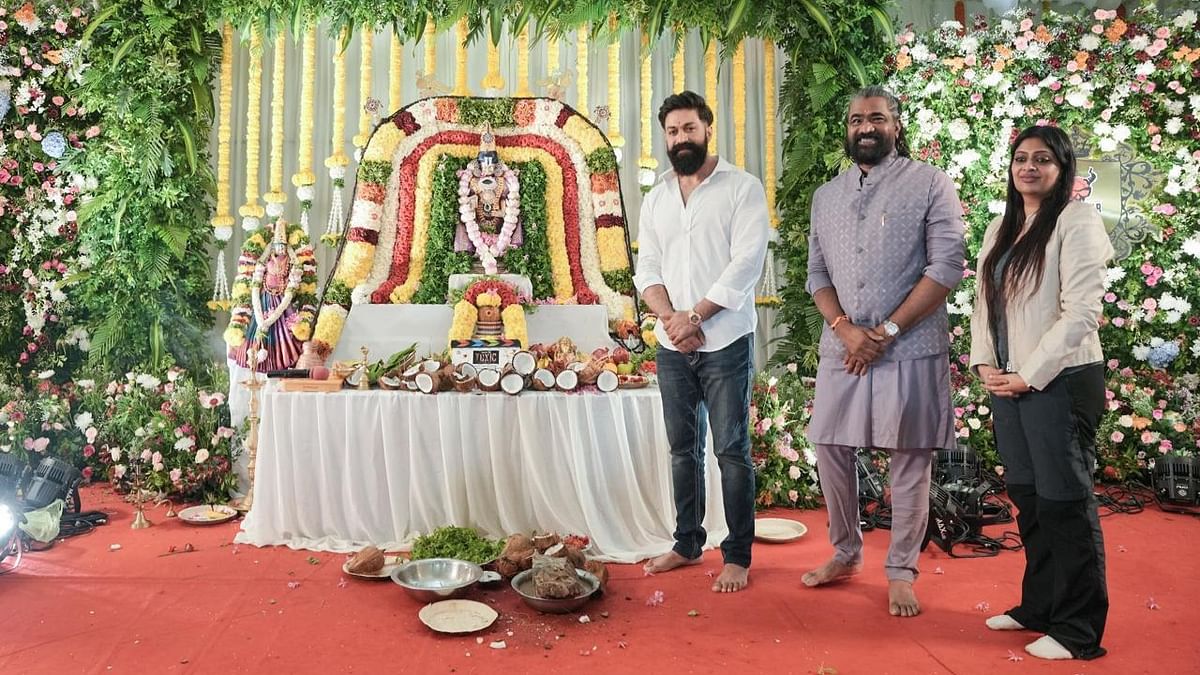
{"left": 390, "top": 558, "right": 482, "bottom": 602}
{"left": 510, "top": 568, "right": 600, "bottom": 614}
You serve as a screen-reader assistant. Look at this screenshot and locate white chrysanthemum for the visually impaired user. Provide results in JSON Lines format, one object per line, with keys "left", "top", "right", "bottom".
{"left": 74, "top": 412, "right": 93, "bottom": 432}
{"left": 1181, "top": 235, "right": 1200, "bottom": 259}
{"left": 1166, "top": 100, "right": 1185, "bottom": 116}
{"left": 1132, "top": 345, "right": 1150, "bottom": 361}
{"left": 1022, "top": 84, "right": 1040, "bottom": 100}
{"left": 1098, "top": 137, "right": 1118, "bottom": 152}
{"left": 1173, "top": 10, "right": 1197, "bottom": 28}
{"left": 350, "top": 285, "right": 371, "bottom": 306}
{"left": 1111, "top": 124, "right": 1131, "bottom": 142}
{"left": 960, "top": 36, "right": 979, "bottom": 53}
{"left": 981, "top": 71, "right": 1003, "bottom": 88}
{"left": 1192, "top": 337, "right": 1200, "bottom": 358}
{"left": 911, "top": 43, "right": 933, "bottom": 61}
{"left": 1128, "top": 35, "right": 1150, "bottom": 51}
{"left": 214, "top": 226, "right": 234, "bottom": 242}
{"left": 1135, "top": 61, "right": 1157, "bottom": 77}
{"left": 947, "top": 118, "right": 970, "bottom": 141}
{"left": 1165, "top": 118, "right": 1183, "bottom": 135}
{"left": 1080, "top": 34, "right": 1101, "bottom": 51}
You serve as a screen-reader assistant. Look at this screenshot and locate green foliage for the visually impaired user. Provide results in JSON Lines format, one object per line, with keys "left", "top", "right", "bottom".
{"left": 457, "top": 97, "right": 516, "bottom": 128}
{"left": 602, "top": 269, "right": 634, "bottom": 294}
{"left": 499, "top": 161, "right": 553, "bottom": 299}
{"left": 585, "top": 147, "right": 618, "bottom": 174}
{"left": 751, "top": 369, "right": 821, "bottom": 509}
{"left": 72, "top": 0, "right": 221, "bottom": 374}
{"left": 413, "top": 155, "right": 475, "bottom": 303}
{"left": 357, "top": 160, "right": 392, "bottom": 185}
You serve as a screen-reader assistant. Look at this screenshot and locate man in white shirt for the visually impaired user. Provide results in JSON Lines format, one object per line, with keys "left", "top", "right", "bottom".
{"left": 633, "top": 91, "right": 770, "bottom": 593}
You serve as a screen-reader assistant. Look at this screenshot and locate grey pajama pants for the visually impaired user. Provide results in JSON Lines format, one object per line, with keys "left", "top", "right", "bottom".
{"left": 815, "top": 444, "right": 933, "bottom": 582}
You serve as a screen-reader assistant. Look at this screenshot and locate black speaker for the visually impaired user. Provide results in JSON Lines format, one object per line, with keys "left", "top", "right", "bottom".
{"left": 23, "top": 458, "right": 82, "bottom": 511}
{"left": 922, "top": 483, "right": 969, "bottom": 554}
{"left": 0, "top": 454, "right": 29, "bottom": 499}
{"left": 1153, "top": 456, "right": 1200, "bottom": 507}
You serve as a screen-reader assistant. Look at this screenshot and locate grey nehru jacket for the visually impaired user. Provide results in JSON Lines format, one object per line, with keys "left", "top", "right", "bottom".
{"left": 806, "top": 152, "right": 966, "bottom": 361}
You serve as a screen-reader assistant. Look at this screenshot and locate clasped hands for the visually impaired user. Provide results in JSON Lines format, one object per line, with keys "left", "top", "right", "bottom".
{"left": 663, "top": 310, "right": 706, "bottom": 354}
{"left": 976, "top": 365, "right": 1032, "bottom": 398}
{"left": 835, "top": 323, "right": 895, "bottom": 376}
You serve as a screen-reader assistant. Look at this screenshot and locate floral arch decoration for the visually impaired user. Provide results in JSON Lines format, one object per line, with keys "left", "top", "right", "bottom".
{"left": 448, "top": 278, "right": 529, "bottom": 348}
{"left": 311, "top": 96, "right": 637, "bottom": 359}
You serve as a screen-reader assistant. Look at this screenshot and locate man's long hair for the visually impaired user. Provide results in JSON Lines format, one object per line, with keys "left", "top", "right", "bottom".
{"left": 980, "top": 125, "right": 1077, "bottom": 330}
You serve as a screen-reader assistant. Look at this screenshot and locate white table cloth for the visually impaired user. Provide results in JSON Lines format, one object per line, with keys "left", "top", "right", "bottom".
{"left": 234, "top": 384, "right": 728, "bottom": 563}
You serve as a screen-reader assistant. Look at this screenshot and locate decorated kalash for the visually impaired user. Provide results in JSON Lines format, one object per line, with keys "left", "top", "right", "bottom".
{"left": 229, "top": 96, "right": 655, "bottom": 395}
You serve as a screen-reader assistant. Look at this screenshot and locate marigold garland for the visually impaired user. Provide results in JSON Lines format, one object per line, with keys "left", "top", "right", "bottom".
{"left": 763, "top": 40, "right": 778, "bottom": 228}
{"left": 455, "top": 19, "right": 469, "bottom": 95}
{"left": 264, "top": 31, "right": 288, "bottom": 215}
{"left": 424, "top": 18, "right": 436, "bottom": 77}
{"left": 239, "top": 28, "right": 265, "bottom": 228}
{"left": 638, "top": 33, "right": 657, "bottom": 191}
{"left": 606, "top": 18, "right": 624, "bottom": 150}
{"left": 353, "top": 25, "right": 374, "bottom": 148}
{"left": 482, "top": 32, "right": 505, "bottom": 93}
{"left": 576, "top": 28, "right": 588, "bottom": 112}
{"left": 389, "top": 29, "right": 404, "bottom": 112}
{"left": 323, "top": 28, "right": 350, "bottom": 247}
{"left": 672, "top": 31, "right": 685, "bottom": 89}
{"left": 210, "top": 23, "right": 236, "bottom": 312}
{"left": 516, "top": 26, "right": 532, "bottom": 97}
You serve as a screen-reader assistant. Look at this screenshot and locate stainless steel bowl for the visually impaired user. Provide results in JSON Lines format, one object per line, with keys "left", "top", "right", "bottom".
{"left": 390, "top": 558, "right": 482, "bottom": 602}
{"left": 510, "top": 568, "right": 600, "bottom": 614}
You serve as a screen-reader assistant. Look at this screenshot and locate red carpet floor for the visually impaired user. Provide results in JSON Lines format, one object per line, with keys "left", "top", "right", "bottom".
{"left": 2, "top": 485, "right": 1197, "bottom": 674}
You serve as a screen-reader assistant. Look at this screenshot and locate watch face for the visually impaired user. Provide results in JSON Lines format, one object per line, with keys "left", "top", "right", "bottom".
{"left": 884, "top": 321, "right": 899, "bottom": 336}
{"left": 689, "top": 312, "right": 701, "bottom": 325}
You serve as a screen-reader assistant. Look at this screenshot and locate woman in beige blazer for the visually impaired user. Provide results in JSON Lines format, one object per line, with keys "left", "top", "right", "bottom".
{"left": 968, "top": 125, "right": 1113, "bottom": 661}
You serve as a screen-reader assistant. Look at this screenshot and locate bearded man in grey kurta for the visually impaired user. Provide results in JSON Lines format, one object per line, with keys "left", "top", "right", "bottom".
{"left": 802, "top": 86, "right": 965, "bottom": 618}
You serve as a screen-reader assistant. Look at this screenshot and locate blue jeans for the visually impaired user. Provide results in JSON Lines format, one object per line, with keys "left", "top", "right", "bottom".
{"left": 655, "top": 333, "right": 755, "bottom": 568}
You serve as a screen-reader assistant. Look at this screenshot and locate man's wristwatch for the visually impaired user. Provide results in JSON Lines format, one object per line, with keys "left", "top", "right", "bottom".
{"left": 882, "top": 320, "right": 901, "bottom": 338}
{"left": 687, "top": 310, "right": 703, "bottom": 327}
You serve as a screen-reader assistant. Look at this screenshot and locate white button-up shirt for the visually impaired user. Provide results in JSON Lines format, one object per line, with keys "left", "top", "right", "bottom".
{"left": 633, "top": 158, "right": 770, "bottom": 352}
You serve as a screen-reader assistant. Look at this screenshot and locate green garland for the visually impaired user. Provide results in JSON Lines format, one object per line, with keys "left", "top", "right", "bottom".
{"left": 457, "top": 98, "right": 516, "bottom": 128}
{"left": 499, "top": 161, "right": 553, "bottom": 299}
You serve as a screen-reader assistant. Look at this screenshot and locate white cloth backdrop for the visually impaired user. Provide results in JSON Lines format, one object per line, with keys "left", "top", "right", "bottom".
{"left": 233, "top": 384, "right": 728, "bottom": 563}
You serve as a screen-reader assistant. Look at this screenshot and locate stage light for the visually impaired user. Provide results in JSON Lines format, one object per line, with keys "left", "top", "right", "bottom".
{"left": 0, "top": 453, "right": 29, "bottom": 500}
{"left": 0, "top": 501, "right": 20, "bottom": 574}
{"left": 934, "top": 445, "right": 980, "bottom": 484}
{"left": 23, "top": 458, "right": 82, "bottom": 511}
{"left": 1153, "top": 456, "right": 1200, "bottom": 512}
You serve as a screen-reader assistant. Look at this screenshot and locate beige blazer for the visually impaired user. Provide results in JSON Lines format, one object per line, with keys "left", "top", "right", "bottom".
{"left": 968, "top": 200, "right": 1114, "bottom": 391}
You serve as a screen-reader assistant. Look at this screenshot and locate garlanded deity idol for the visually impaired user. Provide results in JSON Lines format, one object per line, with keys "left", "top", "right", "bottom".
{"left": 227, "top": 218, "right": 306, "bottom": 370}
{"left": 453, "top": 124, "right": 522, "bottom": 274}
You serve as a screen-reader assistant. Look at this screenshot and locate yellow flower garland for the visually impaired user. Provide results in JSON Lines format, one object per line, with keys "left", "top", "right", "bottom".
{"left": 501, "top": 304, "right": 528, "bottom": 348}
{"left": 607, "top": 19, "right": 623, "bottom": 148}
{"left": 705, "top": 40, "right": 718, "bottom": 153}
{"left": 733, "top": 40, "right": 746, "bottom": 169}
{"left": 672, "top": 31, "right": 685, "bottom": 90}
{"left": 238, "top": 28, "right": 265, "bottom": 220}
{"left": 264, "top": 32, "right": 287, "bottom": 208}
{"left": 389, "top": 30, "right": 403, "bottom": 112}
{"left": 213, "top": 23, "right": 234, "bottom": 228}
{"left": 326, "top": 28, "right": 350, "bottom": 169}
{"left": 576, "top": 27, "right": 588, "bottom": 112}
{"left": 424, "top": 18, "right": 436, "bottom": 77}
{"left": 353, "top": 25, "right": 374, "bottom": 149}
{"left": 764, "top": 40, "right": 778, "bottom": 228}
{"left": 292, "top": 27, "right": 317, "bottom": 189}
{"left": 638, "top": 34, "right": 656, "bottom": 171}
{"left": 449, "top": 300, "right": 478, "bottom": 340}
{"left": 516, "top": 27, "right": 532, "bottom": 96}
{"left": 547, "top": 35, "right": 559, "bottom": 79}
{"left": 597, "top": 227, "right": 629, "bottom": 271}
{"left": 482, "top": 32, "right": 505, "bottom": 92}
{"left": 455, "top": 18, "right": 468, "bottom": 95}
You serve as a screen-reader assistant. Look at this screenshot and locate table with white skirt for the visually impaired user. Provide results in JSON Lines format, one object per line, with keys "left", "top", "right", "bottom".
{"left": 234, "top": 383, "right": 727, "bottom": 563}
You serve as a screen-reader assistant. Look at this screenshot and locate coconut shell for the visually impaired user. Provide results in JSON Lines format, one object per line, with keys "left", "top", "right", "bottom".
{"left": 512, "top": 350, "right": 537, "bottom": 376}
{"left": 347, "top": 546, "right": 385, "bottom": 574}
{"left": 531, "top": 532, "right": 560, "bottom": 553}
{"left": 502, "top": 533, "right": 534, "bottom": 558}
{"left": 500, "top": 371, "right": 525, "bottom": 395}
{"left": 415, "top": 371, "right": 437, "bottom": 394}
{"left": 477, "top": 368, "right": 502, "bottom": 392}
{"left": 596, "top": 369, "right": 619, "bottom": 393}
{"left": 578, "top": 360, "right": 603, "bottom": 385}
{"left": 584, "top": 559, "right": 610, "bottom": 593}
{"left": 530, "top": 368, "right": 556, "bottom": 391}
{"left": 495, "top": 556, "right": 523, "bottom": 579}
{"left": 563, "top": 545, "right": 587, "bottom": 570}
{"left": 555, "top": 369, "right": 578, "bottom": 392}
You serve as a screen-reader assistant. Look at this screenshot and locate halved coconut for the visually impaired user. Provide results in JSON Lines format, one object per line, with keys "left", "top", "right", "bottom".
{"left": 402, "top": 364, "right": 422, "bottom": 380}
{"left": 452, "top": 370, "right": 476, "bottom": 393}
{"left": 500, "top": 371, "right": 525, "bottom": 395}
{"left": 344, "top": 367, "right": 367, "bottom": 389}
{"left": 404, "top": 378, "right": 419, "bottom": 391}
{"left": 569, "top": 361, "right": 586, "bottom": 372}
{"left": 530, "top": 368, "right": 556, "bottom": 391}
{"left": 421, "top": 359, "right": 442, "bottom": 373}
{"left": 377, "top": 374, "right": 403, "bottom": 390}
{"left": 596, "top": 369, "right": 619, "bottom": 393}
{"left": 511, "top": 351, "right": 537, "bottom": 376}
{"left": 456, "top": 362, "right": 478, "bottom": 379}
{"left": 414, "top": 372, "right": 438, "bottom": 394}
{"left": 477, "top": 368, "right": 502, "bottom": 392}
{"left": 555, "top": 368, "right": 578, "bottom": 392}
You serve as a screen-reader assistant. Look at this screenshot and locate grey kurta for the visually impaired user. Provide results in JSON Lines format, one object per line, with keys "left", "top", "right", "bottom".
{"left": 805, "top": 152, "right": 965, "bottom": 450}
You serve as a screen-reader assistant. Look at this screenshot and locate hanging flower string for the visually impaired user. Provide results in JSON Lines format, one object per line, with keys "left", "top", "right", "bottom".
{"left": 606, "top": 16, "right": 624, "bottom": 155}
{"left": 576, "top": 27, "right": 588, "bottom": 112}
{"left": 264, "top": 31, "right": 288, "bottom": 219}
{"left": 323, "top": 28, "right": 351, "bottom": 247}
{"left": 516, "top": 26, "right": 532, "bottom": 96}
{"left": 458, "top": 167, "right": 521, "bottom": 274}
{"left": 673, "top": 30, "right": 686, "bottom": 89}
{"left": 454, "top": 18, "right": 469, "bottom": 96}
{"left": 210, "top": 23, "right": 235, "bottom": 311}
{"left": 389, "top": 29, "right": 404, "bottom": 112}
{"left": 757, "top": 41, "right": 781, "bottom": 308}
{"left": 638, "top": 33, "right": 657, "bottom": 193}
{"left": 733, "top": 40, "right": 747, "bottom": 169}
{"left": 482, "top": 33, "right": 505, "bottom": 95}
{"left": 293, "top": 26, "right": 317, "bottom": 234}
{"left": 239, "top": 27, "right": 265, "bottom": 231}
{"left": 353, "top": 24, "right": 374, "bottom": 150}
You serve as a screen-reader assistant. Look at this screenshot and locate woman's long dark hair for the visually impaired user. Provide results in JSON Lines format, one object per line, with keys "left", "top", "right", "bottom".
{"left": 981, "top": 125, "right": 1076, "bottom": 328}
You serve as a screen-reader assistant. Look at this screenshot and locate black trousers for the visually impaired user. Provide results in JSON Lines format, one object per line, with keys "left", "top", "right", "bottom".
{"left": 990, "top": 364, "right": 1108, "bottom": 660}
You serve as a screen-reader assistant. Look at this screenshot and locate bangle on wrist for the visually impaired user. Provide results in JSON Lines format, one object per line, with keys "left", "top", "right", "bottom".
{"left": 830, "top": 314, "right": 850, "bottom": 331}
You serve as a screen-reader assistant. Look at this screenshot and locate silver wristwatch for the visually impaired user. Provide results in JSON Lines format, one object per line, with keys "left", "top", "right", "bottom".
{"left": 882, "top": 320, "right": 901, "bottom": 338}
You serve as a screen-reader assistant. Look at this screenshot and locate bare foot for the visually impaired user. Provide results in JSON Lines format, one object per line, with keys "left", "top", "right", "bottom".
{"left": 888, "top": 579, "right": 920, "bottom": 617}
{"left": 801, "top": 559, "right": 862, "bottom": 587}
{"left": 712, "top": 564, "right": 749, "bottom": 593}
{"left": 642, "top": 550, "right": 702, "bottom": 575}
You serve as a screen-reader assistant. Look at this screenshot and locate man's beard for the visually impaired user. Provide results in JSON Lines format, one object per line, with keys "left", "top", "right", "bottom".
{"left": 844, "top": 131, "right": 895, "bottom": 165}
{"left": 667, "top": 141, "right": 707, "bottom": 176}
